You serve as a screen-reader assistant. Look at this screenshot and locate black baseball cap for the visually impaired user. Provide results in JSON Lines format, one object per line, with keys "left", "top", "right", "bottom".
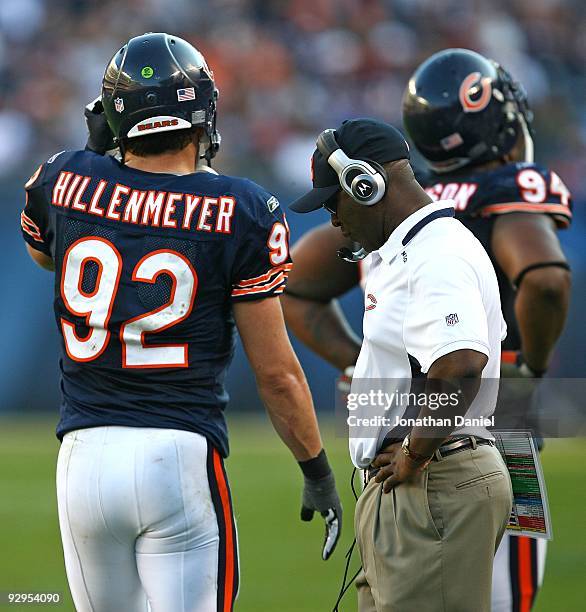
{"left": 289, "top": 118, "right": 410, "bottom": 213}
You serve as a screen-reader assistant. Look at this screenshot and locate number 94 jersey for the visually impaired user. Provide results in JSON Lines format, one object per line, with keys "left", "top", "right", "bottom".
{"left": 21, "top": 150, "right": 292, "bottom": 456}
{"left": 423, "top": 161, "right": 572, "bottom": 227}
{"left": 421, "top": 161, "right": 572, "bottom": 351}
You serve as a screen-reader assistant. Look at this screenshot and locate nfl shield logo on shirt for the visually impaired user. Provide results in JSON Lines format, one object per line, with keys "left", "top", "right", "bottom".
{"left": 445, "top": 313, "right": 459, "bottom": 326}
{"left": 114, "top": 98, "right": 124, "bottom": 113}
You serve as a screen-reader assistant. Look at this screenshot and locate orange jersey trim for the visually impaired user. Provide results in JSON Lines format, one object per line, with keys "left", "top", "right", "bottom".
{"left": 231, "top": 272, "right": 288, "bottom": 297}
{"left": 21, "top": 211, "right": 43, "bottom": 242}
{"left": 235, "top": 263, "right": 293, "bottom": 288}
{"left": 480, "top": 202, "right": 572, "bottom": 219}
{"left": 21, "top": 211, "right": 41, "bottom": 232}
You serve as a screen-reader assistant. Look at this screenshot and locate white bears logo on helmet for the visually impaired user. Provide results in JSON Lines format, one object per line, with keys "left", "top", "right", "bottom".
{"left": 127, "top": 116, "right": 192, "bottom": 139}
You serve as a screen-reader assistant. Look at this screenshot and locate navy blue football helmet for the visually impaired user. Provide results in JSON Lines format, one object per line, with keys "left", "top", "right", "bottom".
{"left": 101, "top": 33, "right": 220, "bottom": 159}
{"left": 402, "top": 48, "right": 534, "bottom": 172}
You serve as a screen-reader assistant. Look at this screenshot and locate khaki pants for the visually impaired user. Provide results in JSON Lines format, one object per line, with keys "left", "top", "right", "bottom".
{"left": 355, "top": 444, "right": 513, "bottom": 612}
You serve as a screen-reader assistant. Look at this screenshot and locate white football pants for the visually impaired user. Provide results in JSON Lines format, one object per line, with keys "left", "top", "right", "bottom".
{"left": 491, "top": 531, "right": 547, "bottom": 611}
{"left": 56, "top": 426, "right": 238, "bottom": 612}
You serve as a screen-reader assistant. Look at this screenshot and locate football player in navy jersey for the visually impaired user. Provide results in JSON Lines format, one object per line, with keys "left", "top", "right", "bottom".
{"left": 21, "top": 33, "right": 341, "bottom": 612}
{"left": 282, "top": 49, "right": 571, "bottom": 612}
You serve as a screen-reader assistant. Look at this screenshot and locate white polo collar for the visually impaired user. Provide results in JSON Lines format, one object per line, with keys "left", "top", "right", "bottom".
{"left": 376, "top": 200, "right": 456, "bottom": 264}
{"left": 195, "top": 164, "right": 219, "bottom": 175}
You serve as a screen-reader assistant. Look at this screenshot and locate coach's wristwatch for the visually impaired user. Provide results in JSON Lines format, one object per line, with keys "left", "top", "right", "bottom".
{"left": 401, "top": 435, "right": 433, "bottom": 467}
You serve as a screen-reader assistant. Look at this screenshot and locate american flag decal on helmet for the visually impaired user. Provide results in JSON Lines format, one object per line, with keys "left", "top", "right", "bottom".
{"left": 440, "top": 132, "right": 464, "bottom": 151}
{"left": 177, "top": 87, "right": 196, "bottom": 102}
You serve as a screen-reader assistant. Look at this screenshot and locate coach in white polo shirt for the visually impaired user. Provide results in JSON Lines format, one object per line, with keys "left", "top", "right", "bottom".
{"left": 290, "top": 118, "right": 513, "bottom": 612}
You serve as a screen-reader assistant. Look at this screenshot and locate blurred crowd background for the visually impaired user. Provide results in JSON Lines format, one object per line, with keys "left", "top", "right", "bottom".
{"left": 1, "top": 0, "right": 585, "bottom": 416}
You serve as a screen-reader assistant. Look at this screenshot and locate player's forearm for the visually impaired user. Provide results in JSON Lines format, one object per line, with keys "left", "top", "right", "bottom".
{"left": 281, "top": 293, "right": 361, "bottom": 370}
{"left": 515, "top": 267, "right": 571, "bottom": 372}
{"left": 257, "top": 370, "right": 323, "bottom": 461}
{"left": 409, "top": 379, "right": 481, "bottom": 457}
{"left": 409, "top": 350, "right": 484, "bottom": 458}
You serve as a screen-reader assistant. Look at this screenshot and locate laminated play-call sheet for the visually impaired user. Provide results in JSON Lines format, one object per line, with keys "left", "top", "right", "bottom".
{"left": 494, "top": 431, "right": 553, "bottom": 540}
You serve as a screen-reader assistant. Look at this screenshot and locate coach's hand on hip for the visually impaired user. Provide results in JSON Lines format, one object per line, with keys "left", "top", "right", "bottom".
{"left": 372, "top": 442, "right": 428, "bottom": 493}
{"left": 298, "top": 450, "right": 342, "bottom": 560}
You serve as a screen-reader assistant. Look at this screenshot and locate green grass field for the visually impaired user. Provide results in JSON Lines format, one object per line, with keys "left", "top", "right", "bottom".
{"left": 0, "top": 416, "right": 584, "bottom": 611}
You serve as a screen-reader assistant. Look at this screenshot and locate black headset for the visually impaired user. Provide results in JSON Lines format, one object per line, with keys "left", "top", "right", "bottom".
{"left": 316, "top": 129, "right": 388, "bottom": 206}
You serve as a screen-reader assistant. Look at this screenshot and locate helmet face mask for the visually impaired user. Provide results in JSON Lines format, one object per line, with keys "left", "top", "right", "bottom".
{"left": 402, "top": 48, "right": 534, "bottom": 173}
{"left": 101, "top": 33, "right": 220, "bottom": 160}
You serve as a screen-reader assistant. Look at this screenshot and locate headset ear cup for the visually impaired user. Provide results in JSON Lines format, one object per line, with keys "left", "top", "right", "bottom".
{"left": 316, "top": 128, "right": 389, "bottom": 206}
{"left": 350, "top": 174, "right": 379, "bottom": 203}
{"left": 365, "top": 160, "right": 388, "bottom": 205}
{"left": 347, "top": 159, "right": 387, "bottom": 205}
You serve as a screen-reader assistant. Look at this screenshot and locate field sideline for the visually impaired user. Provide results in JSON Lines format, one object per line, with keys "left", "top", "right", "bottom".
{"left": 0, "top": 416, "right": 584, "bottom": 611}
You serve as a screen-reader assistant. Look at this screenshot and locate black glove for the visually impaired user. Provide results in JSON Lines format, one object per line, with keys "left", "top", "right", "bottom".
{"left": 299, "top": 450, "right": 342, "bottom": 560}
{"left": 84, "top": 96, "right": 116, "bottom": 155}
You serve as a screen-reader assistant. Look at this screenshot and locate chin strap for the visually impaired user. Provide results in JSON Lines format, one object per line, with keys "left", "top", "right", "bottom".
{"left": 198, "top": 136, "right": 211, "bottom": 164}
{"left": 117, "top": 139, "right": 126, "bottom": 164}
{"left": 512, "top": 261, "right": 570, "bottom": 290}
{"left": 199, "top": 131, "right": 221, "bottom": 165}
{"left": 518, "top": 113, "right": 534, "bottom": 163}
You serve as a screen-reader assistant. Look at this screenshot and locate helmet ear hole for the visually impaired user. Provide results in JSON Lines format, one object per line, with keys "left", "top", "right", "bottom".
{"left": 145, "top": 92, "right": 158, "bottom": 105}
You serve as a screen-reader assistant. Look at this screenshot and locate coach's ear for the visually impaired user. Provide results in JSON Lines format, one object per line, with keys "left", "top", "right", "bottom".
{"left": 26, "top": 244, "right": 54, "bottom": 271}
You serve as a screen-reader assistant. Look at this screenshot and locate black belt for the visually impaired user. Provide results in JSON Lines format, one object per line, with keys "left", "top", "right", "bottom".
{"left": 368, "top": 436, "right": 494, "bottom": 482}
